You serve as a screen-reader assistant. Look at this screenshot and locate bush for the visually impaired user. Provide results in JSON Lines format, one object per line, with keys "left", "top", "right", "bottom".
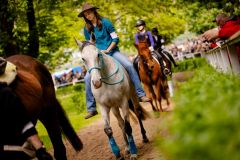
{"left": 173, "top": 58, "right": 206, "bottom": 72}
{"left": 156, "top": 61, "right": 240, "bottom": 160}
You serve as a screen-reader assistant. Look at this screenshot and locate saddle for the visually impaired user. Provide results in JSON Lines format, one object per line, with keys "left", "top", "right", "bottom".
{"left": 0, "top": 57, "right": 17, "bottom": 85}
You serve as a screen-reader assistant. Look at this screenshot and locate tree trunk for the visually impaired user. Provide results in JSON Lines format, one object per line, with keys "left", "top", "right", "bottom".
{"left": 0, "top": 0, "right": 19, "bottom": 57}
{"left": 26, "top": 0, "right": 39, "bottom": 58}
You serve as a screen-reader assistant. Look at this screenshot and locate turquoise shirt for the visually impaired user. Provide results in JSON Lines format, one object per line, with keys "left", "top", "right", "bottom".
{"left": 84, "top": 18, "right": 120, "bottom": 56}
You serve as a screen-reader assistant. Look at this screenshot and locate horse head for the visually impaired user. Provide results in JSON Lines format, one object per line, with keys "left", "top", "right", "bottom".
{"left": 135, "top": 39, "right": 155, "bottom": 71}
{"left": 75, "top": 38, "right": 102, "bottom": 89}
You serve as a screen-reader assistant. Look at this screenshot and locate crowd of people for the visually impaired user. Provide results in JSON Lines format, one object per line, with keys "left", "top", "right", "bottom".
{"left": 165, "top": 13, "right": 240, "bottom": 61}
{"left": 54, "top": 66, "right": 87, "bottom": 86}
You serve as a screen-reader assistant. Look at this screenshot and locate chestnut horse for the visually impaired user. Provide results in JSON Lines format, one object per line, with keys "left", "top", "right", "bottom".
{"left": 135, "top": 38, "right": 170, "bottom": 112}
{"left": 6, "top": 55, "right": 83, "bottom": 160}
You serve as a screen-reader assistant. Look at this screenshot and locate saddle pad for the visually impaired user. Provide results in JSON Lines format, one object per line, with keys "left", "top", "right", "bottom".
{"left": 0, "top": 62, "right": 17, "bottom": 85}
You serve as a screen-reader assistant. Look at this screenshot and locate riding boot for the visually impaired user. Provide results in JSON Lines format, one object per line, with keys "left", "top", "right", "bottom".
{"left": 162, "top": 50, "right": 178, "bottom": 67}
{"left": 133, "top": 56, "right": 140, "bottom": 78}
{"left": 154, "top": 51, "right": 168, "bottom": 78}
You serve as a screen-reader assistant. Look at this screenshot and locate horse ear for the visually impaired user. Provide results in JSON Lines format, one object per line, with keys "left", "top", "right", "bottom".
{"left": 74, "top": 37, "right": 83, "bottom": 49}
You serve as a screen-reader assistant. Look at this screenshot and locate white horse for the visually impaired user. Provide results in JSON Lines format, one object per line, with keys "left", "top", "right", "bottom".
{"left": 75, "top": 39, "right": 149, "bottom": 160}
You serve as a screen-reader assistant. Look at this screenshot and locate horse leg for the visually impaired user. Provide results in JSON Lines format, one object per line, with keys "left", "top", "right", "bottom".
{"left": 101, "top": 106, "right": 123, "bottom": 160}
{"left": 121, "top": 101, "right": 137, "bottom": 160}
{"left": 128, "top": 100, "right": 149, "bottom": 143}
{"left": 111, "top": 107, "right": 129, "bottom": 156}
{"left": 153, "top": 81, "right": 163, "bottom": 112}
{"left": 40, "top": 113, "right": 67, "bottom": 160}
{"left": 150, "top": 86, "right": 159, "bottom": 112}
{"left": 162, "top": 79, "right": 170, "bottom": 107}
{"left": 143, "top": 84, "right": 158, "bottom": 111}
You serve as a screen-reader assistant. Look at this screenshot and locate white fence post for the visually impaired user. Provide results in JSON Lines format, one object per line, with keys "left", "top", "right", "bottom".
{"left": 204, "top": 35, "right": 240, "bottom": 75}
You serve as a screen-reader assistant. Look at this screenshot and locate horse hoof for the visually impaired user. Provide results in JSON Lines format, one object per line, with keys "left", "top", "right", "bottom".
{"left": 130, "top": 154, "right": 137, "bottom": 160}
{"left": 124, "top": 149, "right": 130, "bottom": 155}
{"left": 142, "top": 138, "right": 149, "bottom": 143}
{"left": 116, "top": 155, "right": 125, "bottom": 160}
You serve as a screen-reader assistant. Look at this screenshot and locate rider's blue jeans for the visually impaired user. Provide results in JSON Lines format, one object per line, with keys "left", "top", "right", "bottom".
{"left": 84, "top": 51, "right": 146, "bottom": 112}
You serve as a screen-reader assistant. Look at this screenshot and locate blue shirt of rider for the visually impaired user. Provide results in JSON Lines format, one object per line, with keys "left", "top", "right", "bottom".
{"left": 84, "top": 18, "right": 120, "bottom": 56}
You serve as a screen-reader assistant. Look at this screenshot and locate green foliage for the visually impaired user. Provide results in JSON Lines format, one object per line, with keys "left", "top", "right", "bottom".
{"left": 36, "top": 83, "right": 99, "bottom": 149}
{"left": 173, "top": 58, "right": 206, "bottom": 72}
{"left": 174, "top": 0, "right": 240, "bottom": 34}
{"left": 156, "top": 61, "right": 240, "bottom": 160}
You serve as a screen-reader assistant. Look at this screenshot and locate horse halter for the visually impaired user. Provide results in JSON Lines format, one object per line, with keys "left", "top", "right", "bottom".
{"left": 82, "top": 44, "right": 124, "bottom": 85}
{"left": 87, "top": 50, "right": 103, "bottom": 74}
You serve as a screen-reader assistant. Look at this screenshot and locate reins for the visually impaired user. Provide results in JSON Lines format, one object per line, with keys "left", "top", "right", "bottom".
{"left": 88, "top": 50, "right": 124, "bottom": 85}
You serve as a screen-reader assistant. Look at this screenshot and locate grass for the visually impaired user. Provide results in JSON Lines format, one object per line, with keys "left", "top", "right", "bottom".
{"left": 36, "top": 83, "right": 100, "bottom": 149}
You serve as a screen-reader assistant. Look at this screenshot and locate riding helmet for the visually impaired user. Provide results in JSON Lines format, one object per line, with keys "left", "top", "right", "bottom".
{"left": 135, "top": 20, "right": 146, "bottom": 27}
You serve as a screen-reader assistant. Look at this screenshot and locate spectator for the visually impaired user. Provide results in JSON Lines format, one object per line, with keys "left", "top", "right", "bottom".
{"left": 203, "top": 13, "right": 240, "bottom": 41}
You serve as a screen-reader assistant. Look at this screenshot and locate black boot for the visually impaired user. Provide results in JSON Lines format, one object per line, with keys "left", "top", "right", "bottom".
{"left": 162, "top": 50, "right": 178, "bottom": 67}
{"left": 154, "top": 51, "right": 167, "bottom": 78}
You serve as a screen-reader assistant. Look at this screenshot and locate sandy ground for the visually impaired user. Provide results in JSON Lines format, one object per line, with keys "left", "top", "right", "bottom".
{"left": 61, "top": 101, "right": 172, "bottom": 160}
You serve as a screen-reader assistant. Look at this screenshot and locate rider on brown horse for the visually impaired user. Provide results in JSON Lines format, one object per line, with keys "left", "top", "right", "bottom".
{"left": 133, "top": 20, "right": 169, "bottom": 78}
{"left": 0, "top": 58, "right": 53, "bottom": 160}
{"left": 151, "top": 27, "right": 178, "bottom": 68}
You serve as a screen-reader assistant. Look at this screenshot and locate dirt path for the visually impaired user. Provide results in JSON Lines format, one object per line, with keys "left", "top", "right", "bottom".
{"left": 63, "top": 102, "right": 172, "bottom": 160}
{"left": 62, "top": 72, "right": 192, "bottom": 160}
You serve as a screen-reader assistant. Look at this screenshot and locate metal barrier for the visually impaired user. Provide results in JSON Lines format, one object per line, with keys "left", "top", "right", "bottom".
{"left": 204, "top": 32, "right": 240, "bottom": 75}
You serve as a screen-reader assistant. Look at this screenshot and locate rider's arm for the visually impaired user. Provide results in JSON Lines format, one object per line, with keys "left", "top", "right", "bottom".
{"left": 135, "top": 33, "right": 139, "bottom": 45}
{"left": 102, "top": 19, "right": 119, "bottom": 53}
{"left": 147, "top": 31, "right": 155, "bottom": 51}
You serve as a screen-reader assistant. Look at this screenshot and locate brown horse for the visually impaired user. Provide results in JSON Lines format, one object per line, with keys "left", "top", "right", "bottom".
{"left": 6, "top": 55, "right": 83, "bottom": 160}
{"left": 135, "top": 39, "right": 170, "bottom": 112}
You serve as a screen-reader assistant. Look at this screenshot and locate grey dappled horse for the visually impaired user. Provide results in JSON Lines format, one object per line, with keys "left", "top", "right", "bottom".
{"left": 75, "top": 39, "right": 149, "bottom": 160}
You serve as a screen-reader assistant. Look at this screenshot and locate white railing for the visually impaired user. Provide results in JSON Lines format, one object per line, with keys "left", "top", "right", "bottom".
{"left": 204, "top": 31, "right": 240, "bottom": 75}
{"left": 54, "top": 79, "right": 84, "bottom": 90}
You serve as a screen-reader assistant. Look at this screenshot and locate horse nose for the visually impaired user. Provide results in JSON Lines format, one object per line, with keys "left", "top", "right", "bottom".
{"left": 92, "top": 80, "right": 102, "bottom": 89}
{"left": 151, "top": 65, "right": 154, "bottom": 69}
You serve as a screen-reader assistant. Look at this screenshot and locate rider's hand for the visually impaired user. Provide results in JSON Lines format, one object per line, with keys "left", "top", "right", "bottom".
{"left": 36, "top": 147, "right": 53, "bottom": 160}
{"left": 148, "top": 46, "right": 154, "bottom": 52}
{"left": 101, "top": 50, "right": 109, "bottom": 54}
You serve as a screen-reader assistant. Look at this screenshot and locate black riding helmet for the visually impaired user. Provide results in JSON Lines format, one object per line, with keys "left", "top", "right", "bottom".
{"left": 152, "top": 27, "right": 158, "bottom": 34}
{"left": 135, "top": 20, "right": 146, "bottom": 27}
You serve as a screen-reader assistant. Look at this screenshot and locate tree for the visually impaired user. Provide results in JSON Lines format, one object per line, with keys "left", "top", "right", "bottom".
{"left": 26, "top": 0, "right": 39, "bottom": 58}
{"left": 0, "top": 0, "right": 19, "bottom": 57}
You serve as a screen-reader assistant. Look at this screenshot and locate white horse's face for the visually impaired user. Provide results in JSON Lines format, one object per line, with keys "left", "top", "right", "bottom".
{"left": 81, "top": 45, "right": 98, "bottom": 70}
{"left": 81, "top": 45, "right": 102, "bottom": 89}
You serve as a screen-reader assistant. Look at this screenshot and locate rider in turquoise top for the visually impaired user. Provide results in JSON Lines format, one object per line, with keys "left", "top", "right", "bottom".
{"left": 78, "top": 3, "right": 150, "bottom": 119}
{"left": 84, "top": 18, "right": 120, "bottom": 56}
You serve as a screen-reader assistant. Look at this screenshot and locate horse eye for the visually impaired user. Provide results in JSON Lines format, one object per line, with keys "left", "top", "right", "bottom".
{"left": 82, "top": 58, "right": 85, "bottom": 62}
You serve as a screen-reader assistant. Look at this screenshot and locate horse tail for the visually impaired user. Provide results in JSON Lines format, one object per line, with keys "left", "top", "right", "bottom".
{"left": 128, "top": 100, "right": 150, "bottom": 121}
{"left": 35, "top": 59, "right": 83, "bottom": 151}
{"left": 55, "top": 99, "right": 83, "bottom": 151}
{"left": 138, "top": 103, "right": 151, "bottom": 120}
{"left": 129, "top": 110, "right": 138, "bottom": 124}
